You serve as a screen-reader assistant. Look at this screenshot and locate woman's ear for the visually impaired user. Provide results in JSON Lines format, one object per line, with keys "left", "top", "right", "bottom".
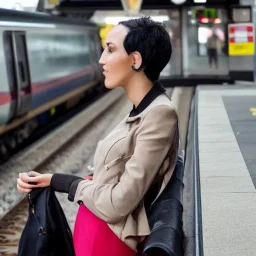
{"left": 131, "top": 51, "right": 142, "bottom": 70}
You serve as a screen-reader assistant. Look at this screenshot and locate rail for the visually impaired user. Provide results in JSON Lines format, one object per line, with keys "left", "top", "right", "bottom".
{"left": 193, "top": 87, "right": 204, "bottom": 256}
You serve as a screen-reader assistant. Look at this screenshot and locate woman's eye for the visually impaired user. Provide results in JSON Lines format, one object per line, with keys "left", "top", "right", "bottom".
{"left": 108, "top": 48, "right": 113, "bottom": 53}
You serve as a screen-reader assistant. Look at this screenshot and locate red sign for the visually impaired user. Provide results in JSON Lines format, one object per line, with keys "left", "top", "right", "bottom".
{"left": 228, "top": 23, "right": 254, "bottom": 55}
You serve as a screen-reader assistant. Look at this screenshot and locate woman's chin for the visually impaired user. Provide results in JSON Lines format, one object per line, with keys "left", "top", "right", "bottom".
{"left": 104, "top": 81, "right": 119, "bottom": 90}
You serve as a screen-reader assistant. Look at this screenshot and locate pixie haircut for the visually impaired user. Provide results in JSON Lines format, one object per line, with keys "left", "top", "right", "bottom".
{"left": 119, "top": 17, "right": 172, "bottom": 82}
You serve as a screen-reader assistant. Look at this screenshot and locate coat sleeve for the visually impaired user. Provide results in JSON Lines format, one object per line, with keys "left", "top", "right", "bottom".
{"left": 74, "top": 105, "right": 178, "bottom": 224}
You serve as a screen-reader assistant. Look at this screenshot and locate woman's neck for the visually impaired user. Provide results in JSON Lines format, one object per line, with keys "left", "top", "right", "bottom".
{"left": 122, "top": 75, "right": 153, "bottom": 108}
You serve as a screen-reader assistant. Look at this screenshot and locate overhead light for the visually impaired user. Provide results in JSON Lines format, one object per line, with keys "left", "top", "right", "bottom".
{"left": 214, "top": 18, "right": 221, "bottom": 24}
{"left": 0, "top": 21, "right": 56, "bottom": 28}
{"left": 170, "top": 0, "right": 186, "bottom": 4}
{"left": 194, "top": 0, "right": 207, "bottom": 3}
{"left": 199, "top": 17, "right": 209, "bottom": 23}
{"left": 152, "top": 16, "right": 169, "bottom": 22}
{"left": 120, "top": 0, "right": 143, "bottom": 15}
{"left": 105, "top": 16, "right": 169, "bottom": 25}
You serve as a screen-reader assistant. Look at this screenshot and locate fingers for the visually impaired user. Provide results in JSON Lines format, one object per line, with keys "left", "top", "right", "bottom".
{"left": 17, "top": 178, "right": 38, "bottom": 189}
{"left": 19, "top": 172, "right": 40, "bottom": 183}
{"left": 19, "top": 173, "right": 30, "bottom": 183}
{"left": 29, "top": 171, "right": 41, "bottom": 177}
{"left": 17, "top": 184, "right": 31, "bottom": 194}
{"left": 17, "top": 172, "right": 44, "bottom": 194}
{"left": 19, "top": 171, "right": 41, "bottom": 180}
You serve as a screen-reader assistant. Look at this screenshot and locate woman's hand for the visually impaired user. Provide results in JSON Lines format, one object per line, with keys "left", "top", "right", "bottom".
{"left": 17, "top": 171, "right": 53, "bottom": 194}
{"left": 84, "top": 175, "right": 93, "bottom": 180}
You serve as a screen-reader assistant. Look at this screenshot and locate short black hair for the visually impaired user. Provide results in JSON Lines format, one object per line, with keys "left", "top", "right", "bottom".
{"left": 119, "top": 17, "right": 172, "bottom": 82}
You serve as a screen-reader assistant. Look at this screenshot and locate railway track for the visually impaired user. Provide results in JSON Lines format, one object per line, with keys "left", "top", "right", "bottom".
{"left": 0, "top": 88, "right": 124, "bottom": 255}
{"left": 0, "top": 86, "right": 107, "bottom": 165}
{"left": 0, "top": 86, "right": 194, "bottom": 256}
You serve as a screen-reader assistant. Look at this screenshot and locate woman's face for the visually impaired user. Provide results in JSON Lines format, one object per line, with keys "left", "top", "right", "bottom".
{"left": 99, "top": 25, "right": 134, "bottom": 89}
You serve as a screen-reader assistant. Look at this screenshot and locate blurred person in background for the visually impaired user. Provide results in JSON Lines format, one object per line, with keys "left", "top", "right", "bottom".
{"left": 207, "top": 29, "right": 221, "bottom": 68}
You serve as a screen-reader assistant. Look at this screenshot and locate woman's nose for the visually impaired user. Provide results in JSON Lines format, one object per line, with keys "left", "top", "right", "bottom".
{"left": 99, "top": 52, "right": 106, "bottom": 65}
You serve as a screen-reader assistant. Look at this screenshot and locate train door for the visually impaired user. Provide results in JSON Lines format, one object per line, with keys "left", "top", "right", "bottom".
{"left": 4, "top": 31, "right": 31, "bottom": 120}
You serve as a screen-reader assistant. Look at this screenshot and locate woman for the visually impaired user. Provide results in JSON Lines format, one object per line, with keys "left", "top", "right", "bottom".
{"left": 17, "top": 17, "right": 179, "bottom": 256}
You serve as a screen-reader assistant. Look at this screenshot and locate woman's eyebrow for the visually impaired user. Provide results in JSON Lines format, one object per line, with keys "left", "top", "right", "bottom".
{"left": 106, "top": 42, "right": 115, "bottom": 46}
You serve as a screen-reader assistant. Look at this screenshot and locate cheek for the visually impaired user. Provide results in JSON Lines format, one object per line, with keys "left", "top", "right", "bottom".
{"left": 106, "top": 54, "right": 131, "bottom": 87}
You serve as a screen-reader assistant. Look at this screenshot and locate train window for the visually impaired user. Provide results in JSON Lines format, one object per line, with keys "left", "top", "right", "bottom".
{"left": 13, "top": 32, "right": 30, "bottom": 90}
{"left": 26, "top": 31, "right": 91, "bottom": 84}
{"left": 18, "top": 61, "right": 26, "bottom": 82}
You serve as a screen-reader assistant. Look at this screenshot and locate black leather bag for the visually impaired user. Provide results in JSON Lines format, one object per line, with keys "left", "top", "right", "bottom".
{"left": 143, "top": 155, "right": 184, "bottom": 256}
{"left": 18, "top": 187, "right": 75, "bottom": 256}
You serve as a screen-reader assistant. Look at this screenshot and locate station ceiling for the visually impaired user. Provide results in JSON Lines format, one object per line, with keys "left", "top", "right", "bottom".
{"left": 58, "top": 0, "right": 240, "bottom": 12}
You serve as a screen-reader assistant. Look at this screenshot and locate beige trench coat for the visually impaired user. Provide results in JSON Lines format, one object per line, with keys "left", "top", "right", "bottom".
{"left": 74, "top": 93, "right": 179, "bottom": 250}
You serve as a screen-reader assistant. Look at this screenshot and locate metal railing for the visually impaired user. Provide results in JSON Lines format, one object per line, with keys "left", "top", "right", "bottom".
{"left": 193, "top": 87, "right": 204, "bottom": 256}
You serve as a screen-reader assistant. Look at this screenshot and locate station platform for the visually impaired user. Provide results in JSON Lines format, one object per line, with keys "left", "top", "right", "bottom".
{"left": 198, "top": 85, "right": 256, "bottom": 256}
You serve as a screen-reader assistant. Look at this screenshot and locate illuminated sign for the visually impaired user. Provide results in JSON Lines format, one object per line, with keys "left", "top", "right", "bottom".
{"left": 193, "top": 8, "right": 221, "bottom": 24}
{"left": 121, "top": 0, "right": 142, "bottom": 15}
{"left": 194, "top": 8, "right": 217, "bottom": 19}
{"left": 48, "top": 0, "right": 59, "bottom": 4}
{"left": 228, "top": 23, "right": 254, "bottom": 56}
{"left": 44, "top": 0, "right": 59, "bottom": 9}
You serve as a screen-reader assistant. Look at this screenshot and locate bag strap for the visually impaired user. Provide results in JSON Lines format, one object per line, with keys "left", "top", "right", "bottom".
{"left": 28, "top": 193, "right": 47, "bottom": 236}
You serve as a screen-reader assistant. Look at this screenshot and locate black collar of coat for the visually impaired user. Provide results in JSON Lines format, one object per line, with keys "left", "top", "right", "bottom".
{"left": 129, "top": 81, "right": 166, "bottom": 117}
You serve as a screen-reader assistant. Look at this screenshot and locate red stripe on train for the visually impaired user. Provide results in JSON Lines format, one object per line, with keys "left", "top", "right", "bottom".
{"left": 0, "top": 65, "right": 99, "bottom": 106}
{"left": 31, "top": 66, "right": 95, "bottom": 93}
{"left": 0, "top": 93, "right": 12, "bottom": 105}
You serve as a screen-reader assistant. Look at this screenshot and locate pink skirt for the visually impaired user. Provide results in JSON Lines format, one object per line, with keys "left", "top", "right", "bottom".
{"left": 73, "top": 205, "right": 136, "bottom": 256}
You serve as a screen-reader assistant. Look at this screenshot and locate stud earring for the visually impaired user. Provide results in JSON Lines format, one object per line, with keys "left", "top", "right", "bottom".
{"left": 132, "top": 65, "right": 137, "bottom": 71}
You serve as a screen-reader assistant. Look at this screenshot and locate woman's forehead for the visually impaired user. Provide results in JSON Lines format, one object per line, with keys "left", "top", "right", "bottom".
{"left": 106, "top": 25, "right": 128, "bottom": 44}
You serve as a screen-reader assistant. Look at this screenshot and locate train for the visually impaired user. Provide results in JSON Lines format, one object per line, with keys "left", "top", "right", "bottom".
{"left": 0, "top": 8, "right": 104, "bottom": 159}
